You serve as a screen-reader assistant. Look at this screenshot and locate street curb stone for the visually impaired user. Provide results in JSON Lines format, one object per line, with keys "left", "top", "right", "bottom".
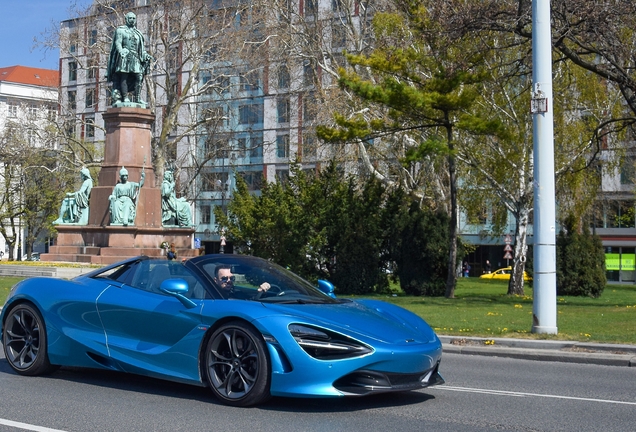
{"left": 441, "top": 335, "right": 636, "bottom": 367}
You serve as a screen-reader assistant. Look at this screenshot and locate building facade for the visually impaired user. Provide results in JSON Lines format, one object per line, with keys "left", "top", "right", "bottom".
{"left": 0, "top": 65, "right": 59, "bottom": 259}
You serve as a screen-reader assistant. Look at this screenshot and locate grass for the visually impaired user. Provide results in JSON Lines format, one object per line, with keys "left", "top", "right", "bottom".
{"left": 0, "top": 277, "right": 25, "bottom": 307}
{"left": 353, "top": 278, "right": 636, "bottom": 345}
{"left": 1, "top": 275, "right": 635, "bottom": 345}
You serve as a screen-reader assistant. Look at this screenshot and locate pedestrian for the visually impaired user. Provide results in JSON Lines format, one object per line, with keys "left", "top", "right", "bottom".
{"left": 485, "top": 259, "right": 492, "bottom": 274}
{"left": 462, "top": 261, "right": 470, "bottom": 278}
{"left": 167, "top": 243, "right": 177, "bottom": 260}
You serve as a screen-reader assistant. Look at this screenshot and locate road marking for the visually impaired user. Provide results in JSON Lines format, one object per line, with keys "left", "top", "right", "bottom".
{"left": 432, "top": 386, "right": 636, "bottom": 406}
{"left": 0, "top": 419, "right": 69, "bottom": 432}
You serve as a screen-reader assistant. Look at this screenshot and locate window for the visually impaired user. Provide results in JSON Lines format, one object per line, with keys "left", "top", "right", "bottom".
{"left": 68, "top": 61, "right": 77, "bottom": 81}
{"left": 621, "top": 155, "right": 636, "bottom": 185}
{"left": 250, "top": 136, "right": 263, "bottom": 158}
{"left": 277, "top": 64, "right": 290, "bottom": 89}
{"left": 276, "top": 134, "right": 290, "bottom": 158}
{"left": 205, "top": 135, "right": 229, "bottom": 158}
{"left": 277, "top": 96, "right": 290, "bottom": 123}
{"left": 168, "top": 46, "right": 180, "bottom": 72}
{"left": 303, "top": 60, "right": 315, "bottom": 87}
{"left": 303, "top": 95, "right": 316, "bottom": 122}
{"left": 279, "top": 0, "right": 292, "bottom": 21}
{"left": 68, "top": 90, "right": 77, "bottom": 110}
{"left": 214, "top": 75, "right": 231, "bottom": 94}
{"left": 305, "top": 0, "right": 317, "bottom": 16}
{"left": 89, "top": 29, "right": 98, "bottom": 46}
{"left": 27, "top": 128, "right": 37, "bottom": 145}
{"left": 65, "top": 121, "right": 76, "bottom": 138}
{"left": 238, "top": 137, "right": 248, "bottom": 157}
{"left": 85, "top": 118, "right": 95, "bottom": 138}
{"left": 332, "top": 20, "right": 347, "bottom": 49}
{"left": 204, "top": 106, "right": 227, "bottom": 127}
{"left": 239, "top": 71, "right": 260, "bottom": 92}
{"left": 238, "top": 104, "right": 263, "bottom": 125}
{"left": 28, "top": 104, "right": 38, "bottom": 118}
{"left": 201, "top": 171, "right": 229, "bottom": 192}
{"left": 85, "top": 88, "right": 96, "bottom": 109}
{"left": 201, "top": 205, "right": 211, "bottom": 224}
{"left": 276, "top": 169, "right": 289, "bottom": 184}
{"left": 303, "top": 133, "right": 317, "bottom": 159}
{"left": 7, "top": 100, "right": 18, "bottom": 118}
{"left": 69, "top": 32, "right": 78, "bottom": 53}
{"left": 240, "top": 171, "right": 263, "bottom": 191}
{"left": 87, "top": 56, "right": 98, "bottom": 79}
{"left": 47, "top": 104, "right": 57, "bottom": 121}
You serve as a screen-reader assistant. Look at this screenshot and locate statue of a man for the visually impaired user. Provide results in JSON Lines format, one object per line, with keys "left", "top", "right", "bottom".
{"left": 109, "top": 166, "right": 145, "bottom": 226}
{"left": 161, "top": 169, "right": 192, "bottom": 227}
{"left": 53, "top": 168, "right": 93, "bottom": 225}
{"left": 106, "top": 12, "right": 152, "bottom": 106}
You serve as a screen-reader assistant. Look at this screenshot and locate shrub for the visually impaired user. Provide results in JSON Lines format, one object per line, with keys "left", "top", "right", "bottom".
{"left": 556, "top": 215, "right": 606, "bottom": 297}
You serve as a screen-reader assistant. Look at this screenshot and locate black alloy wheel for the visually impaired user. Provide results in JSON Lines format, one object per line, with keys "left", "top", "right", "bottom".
{"left": 205, "top": 321, "right": 271, "bottom": 406}
{"left": 2, "top": 303, "right": 56, "bottom": 376}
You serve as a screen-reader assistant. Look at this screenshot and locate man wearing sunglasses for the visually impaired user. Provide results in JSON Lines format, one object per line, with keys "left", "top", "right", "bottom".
{"left": 214, "top": 265, "right": 271, "bottom": 299}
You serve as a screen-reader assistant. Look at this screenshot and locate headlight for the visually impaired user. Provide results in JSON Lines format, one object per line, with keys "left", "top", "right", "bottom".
{"left": 289, "top": 324, "right": 372, "bottom": 360}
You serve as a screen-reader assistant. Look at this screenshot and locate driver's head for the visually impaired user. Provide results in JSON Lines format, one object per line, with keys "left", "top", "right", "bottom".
{"left": 215, "top": 265, "right": 235, "bottom": 290}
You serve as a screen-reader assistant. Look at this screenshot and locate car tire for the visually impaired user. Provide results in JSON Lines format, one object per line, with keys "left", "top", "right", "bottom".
{"left": 2, "top": 303, "right": 57, "bottom": 376}
{"left": 204, "top": 321, "right": 271, "bottom": 406}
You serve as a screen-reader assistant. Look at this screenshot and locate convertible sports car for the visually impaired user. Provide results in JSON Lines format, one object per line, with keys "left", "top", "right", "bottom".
{"left": 0, "top": 254, "right": 443, "bottom": 406}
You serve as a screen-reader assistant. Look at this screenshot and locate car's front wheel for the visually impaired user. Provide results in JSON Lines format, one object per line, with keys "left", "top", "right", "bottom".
{"left": 2, "top": 303, "right": 57, "bottom": 376}
{"left": 204, "top": 321, "right": 271, "bottom": 406}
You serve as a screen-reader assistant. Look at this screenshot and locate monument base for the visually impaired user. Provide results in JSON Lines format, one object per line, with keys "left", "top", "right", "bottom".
{"left": 42, "top": 106, "right": 198, "bottom": 266}
{"left": 41, "top": 225, "right": 197, "bottom": 265}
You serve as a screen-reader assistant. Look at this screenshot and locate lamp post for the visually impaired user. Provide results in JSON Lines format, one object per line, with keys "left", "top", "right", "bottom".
{"left": 531, "top": 0, "right": 558, "bottom": 334}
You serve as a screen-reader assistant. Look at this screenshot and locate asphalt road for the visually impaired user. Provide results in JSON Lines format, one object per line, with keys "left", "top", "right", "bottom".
{"left": 0, "top": 350, "right": 635, "bottom": 432}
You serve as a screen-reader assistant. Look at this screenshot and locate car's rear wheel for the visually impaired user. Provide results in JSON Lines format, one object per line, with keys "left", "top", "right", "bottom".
{"left": 205, "top": 321, "right": 271, "bottom": 406}
{"left": 2, "top": 303, "right": 56, "bottom": 376}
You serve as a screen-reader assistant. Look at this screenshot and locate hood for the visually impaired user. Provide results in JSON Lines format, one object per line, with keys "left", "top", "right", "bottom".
{"left": 262, "top": 299, "right": 437, "bottom": 345}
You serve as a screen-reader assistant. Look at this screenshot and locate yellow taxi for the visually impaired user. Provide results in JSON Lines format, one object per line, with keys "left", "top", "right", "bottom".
{"left": 479, "top": 266, "right": 532, "bottom": 281}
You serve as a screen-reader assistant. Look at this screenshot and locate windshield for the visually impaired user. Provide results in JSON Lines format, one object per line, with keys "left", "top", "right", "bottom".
{"left": 192, "top": 255, "right": 341, "bottom": 304}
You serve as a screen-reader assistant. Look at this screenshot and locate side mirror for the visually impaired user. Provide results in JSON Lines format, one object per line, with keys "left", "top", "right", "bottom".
{"left": 160, "top": 278, "right": 197, "bottom": 308}
{"left": 317, "top": 279, "right": 336, "bottom": 298}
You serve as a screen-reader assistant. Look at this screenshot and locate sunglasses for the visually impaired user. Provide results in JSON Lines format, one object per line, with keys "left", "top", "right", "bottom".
{"left": 220, "top": 276, "right": 235, "bottom": 282}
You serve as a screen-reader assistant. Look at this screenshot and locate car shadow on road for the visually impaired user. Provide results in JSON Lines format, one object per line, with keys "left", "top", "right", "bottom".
{"left": 0, "top": 362, "right": 437, "bottom": 411}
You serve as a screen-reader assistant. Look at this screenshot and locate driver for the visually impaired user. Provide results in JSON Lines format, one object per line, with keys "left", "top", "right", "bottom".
{"left": 214, "top": 265, "right": 271, "bottom": 298}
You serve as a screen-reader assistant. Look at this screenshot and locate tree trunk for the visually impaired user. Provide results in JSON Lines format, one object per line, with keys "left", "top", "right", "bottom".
{"left": 445, "top": 123, "right": 458, "bottom": 298}
{"left": 507, "top": 206, "right": 530, "bottom": 296}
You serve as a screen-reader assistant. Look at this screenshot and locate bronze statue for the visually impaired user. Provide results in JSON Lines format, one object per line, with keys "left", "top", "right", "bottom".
{"left": 161, "top": 169, "right": 193, "bottom": 227}
{"left": 53, "top": 168, "right": 93, "bottom": 225}
{"left": 109, "top": 166, "right": 145, "bottom": 226}
{"left": 106, "top": 12, "right": 152, "bottom": 106}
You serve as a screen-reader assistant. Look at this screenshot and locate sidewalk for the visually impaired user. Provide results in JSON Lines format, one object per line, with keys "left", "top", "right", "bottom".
{"left": 441, "top": 335, "right": 636, "bottom": 367}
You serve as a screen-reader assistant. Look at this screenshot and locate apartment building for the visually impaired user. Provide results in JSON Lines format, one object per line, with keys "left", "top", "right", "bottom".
{"left": 0, "top": 65, "right": 59, "bottom": 258}
{"left": 59, "top": 0, "right": 359, "bottom": 253}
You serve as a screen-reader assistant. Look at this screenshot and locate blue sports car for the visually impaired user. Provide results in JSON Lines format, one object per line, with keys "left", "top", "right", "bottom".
{"left": 1, "top": 254, "right": 443, "bottom": 406}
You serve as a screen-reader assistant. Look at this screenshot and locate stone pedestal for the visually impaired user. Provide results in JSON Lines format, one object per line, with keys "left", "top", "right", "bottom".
{"left": 42, "top": 107, "right": 196, "bottom": 265}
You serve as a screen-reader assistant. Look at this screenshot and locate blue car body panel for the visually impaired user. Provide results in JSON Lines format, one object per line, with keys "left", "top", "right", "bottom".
{"left": 1, "top": 255, "right": 443, "bottom": 399}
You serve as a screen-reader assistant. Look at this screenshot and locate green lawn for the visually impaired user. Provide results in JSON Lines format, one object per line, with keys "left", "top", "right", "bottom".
{"left": 352, "top": 278, "right": 636, "bottom": 345}
{"left": 2, "top": 276, "right": 635, "bottom": 345}
{"left": 0, "top": 277, "right": 25, "bottom": 307}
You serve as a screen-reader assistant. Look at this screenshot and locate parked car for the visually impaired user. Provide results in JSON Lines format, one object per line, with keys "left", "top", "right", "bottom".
{"left": 1, "top": 254, "right": 444, "bottom": 407}
{"left": 479, "top": 266, "right": 532, "bottom": 281}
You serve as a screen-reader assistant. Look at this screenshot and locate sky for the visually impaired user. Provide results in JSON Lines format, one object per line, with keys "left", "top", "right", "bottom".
{"left": 0, "top": 0, "right": 92, "bottom": 70}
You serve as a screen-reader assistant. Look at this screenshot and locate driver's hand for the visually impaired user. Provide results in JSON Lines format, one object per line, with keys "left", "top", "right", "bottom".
{"left": 258, "top": 282, "right": 271, "bottom": 292}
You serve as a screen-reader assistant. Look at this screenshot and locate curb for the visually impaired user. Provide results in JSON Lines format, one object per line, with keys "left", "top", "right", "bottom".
{"left": 441, "top": 336, "right": 636, "bottom": 367}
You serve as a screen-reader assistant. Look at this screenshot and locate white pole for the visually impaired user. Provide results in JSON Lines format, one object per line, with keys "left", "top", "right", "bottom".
{"left": 531, "top": 0, "right": 558, "bottom": 334}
